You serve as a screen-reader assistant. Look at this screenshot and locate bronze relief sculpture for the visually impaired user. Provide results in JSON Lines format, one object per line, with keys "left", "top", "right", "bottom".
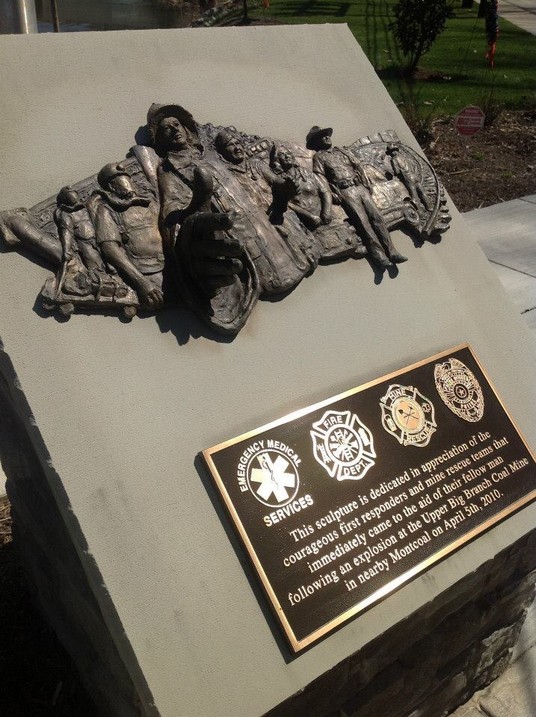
{"left": 0, "top": 104, "right": 451, "bottom": 335}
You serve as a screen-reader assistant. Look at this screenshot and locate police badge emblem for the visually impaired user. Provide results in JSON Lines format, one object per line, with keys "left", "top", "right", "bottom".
{"left": 434, "top": 357, "right": 484, "bottom": 422}
{"left": 380, "top": 384, "right": 437, "bottom": 447}
{"left": 310, "top": 410, "right": 376, "bottom": 481}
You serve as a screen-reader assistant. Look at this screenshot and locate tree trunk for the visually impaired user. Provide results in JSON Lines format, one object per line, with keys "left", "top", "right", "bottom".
{"left": 478, "top": 0, "right": 490, "bottom": 17}
{"left": 406, "top": 38, "right": 426, "bottom": 77}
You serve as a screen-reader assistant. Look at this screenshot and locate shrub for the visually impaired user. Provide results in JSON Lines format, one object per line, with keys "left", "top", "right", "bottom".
{"left": 390, "top": 0, "right": 455, "bottom": 76}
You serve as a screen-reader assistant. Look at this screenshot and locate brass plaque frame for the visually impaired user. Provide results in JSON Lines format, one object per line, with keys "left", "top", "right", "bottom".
{"left": 203, "top": 344, "right": 536, "bottom": 653}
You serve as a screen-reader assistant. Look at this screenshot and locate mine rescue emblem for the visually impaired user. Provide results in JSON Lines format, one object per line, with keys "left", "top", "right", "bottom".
{"left": 380, "top": 384, "right": 437, "bottom": 447}
{"left": 434, "top": 357, "right": 484, "bottom": 423}
{"left": 310, "top": 410, "right": 376, "bottom": 481}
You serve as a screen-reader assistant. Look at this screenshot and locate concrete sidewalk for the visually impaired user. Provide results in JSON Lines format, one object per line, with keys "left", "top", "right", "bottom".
{"left": 449, "top": 194, "right": 536, "bottom": 716}
{"left": 496, "top": 0, "right": 536, "bottom": 36}
{"left": 476, "top": 0, "right": 536, "bottom": 35}
{"left": 464, "top": 195, "right": 536, "bottom": 330}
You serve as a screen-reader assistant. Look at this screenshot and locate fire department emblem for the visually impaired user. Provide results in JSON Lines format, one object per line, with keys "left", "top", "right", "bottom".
{"left": 434, "top": 357, "right": 484, "bottom": 422}
{"left": 310, "top": 410, "right": 376, "bottom": 481}
{"left": 380, "top": 384, "right": 437, "bottom": 447}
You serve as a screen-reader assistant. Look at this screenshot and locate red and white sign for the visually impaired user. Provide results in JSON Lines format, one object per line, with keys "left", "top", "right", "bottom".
{"left": 454, "top": 105, "right": 486, "bottom": 136}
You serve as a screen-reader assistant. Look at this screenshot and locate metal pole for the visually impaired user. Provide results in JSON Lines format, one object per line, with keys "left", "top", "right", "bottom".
{"left": 479, "top": 0, "right": 490, "bottom": 17}
{"left": 0, "top": 0, "right": 38, "bottom": 34}
{"left": 50, "top": 0, "right": 60, "bottom": 32}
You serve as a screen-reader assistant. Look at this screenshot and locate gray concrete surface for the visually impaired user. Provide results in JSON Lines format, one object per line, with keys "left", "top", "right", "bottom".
{"left": 465, "top": 196, "right": 536, "bottom": 330}
{"left": 1, "top": 195, "right": 534, "bottom": 508}
{"left": 497, "top": 0, "right": 536, "bottom": 36}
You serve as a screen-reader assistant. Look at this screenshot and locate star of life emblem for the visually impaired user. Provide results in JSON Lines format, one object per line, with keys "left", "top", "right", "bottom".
{"left": 434, "top": 357, "right": 484, "bottom": 422}
{"left": 310, "top": 410, "right": 376, "bottom": 481}
{"left": 245, "top": 447, "right": 300, "bottom": 508}
{"left": 380, "top": 384, "right": 437, "bottom": 447}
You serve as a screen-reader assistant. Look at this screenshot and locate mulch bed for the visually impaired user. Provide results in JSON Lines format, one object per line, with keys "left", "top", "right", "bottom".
{"left": 426, "top": 110, "right": 536, "bottom": 212}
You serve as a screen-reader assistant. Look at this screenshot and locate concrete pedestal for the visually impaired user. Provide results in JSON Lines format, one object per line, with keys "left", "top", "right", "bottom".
{"left": 1, "top": 25, "right": 535, "bottom": 717}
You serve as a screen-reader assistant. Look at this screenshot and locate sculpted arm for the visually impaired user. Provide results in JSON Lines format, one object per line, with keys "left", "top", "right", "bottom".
{"left": 96, "top": 204, "right": 163, "bottom": 309}
{"left": 260, "top": 162, "right": 299, "bottom": 203}
{"left": 312, "top": 153, "right": 340, "bottom": 207}
{"left": 312, "top": 152, "right": 326, "bottom": 179}
{"left": 55, "top": 211, "right": 76, "bottom": 261}
{"left": 287, "top": 200, "right": 321, "bottom": 229}
{"left": 315, "top": 173, "right": 333, "bottom": 224}
{"left": 158, "top": 166, "right": 191, "bottom": 232}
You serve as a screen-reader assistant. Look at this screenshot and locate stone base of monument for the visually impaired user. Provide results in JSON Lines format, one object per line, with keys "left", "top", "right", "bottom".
{"left": 268, "top": 536, "right": 536, "bottom": 717}
{"left": 1, "top": 25, "right": 536, "bottom": 717}
{"left": 3, "top": 380, "right": 535, "bottom": 717}
{"left": 3, "top": 396, "right": 535, "bottom": 717}
{"left": 0, "top": 374, "right": 142, "bottom": 715}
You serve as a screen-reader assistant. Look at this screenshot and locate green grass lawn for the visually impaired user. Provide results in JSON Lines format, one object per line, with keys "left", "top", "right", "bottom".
{"left": 257, "top": 0, "right": 536, "bottom": 116}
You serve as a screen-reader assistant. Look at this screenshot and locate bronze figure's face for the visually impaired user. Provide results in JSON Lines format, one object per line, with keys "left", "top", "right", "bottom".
{"left": 64, "top": 189, "right": 80, "bottom": 206}
{"left": 220, "top": 136, "right": 245, "bottom": 164}
{"left": 276, "top": 147, "right": 294, "bottom": 171}
{"left": 109, "top": 174, "right": 135, "bottom": 199}
{"left": 157, "top": 116, "right": 189, "bottom": 152}
{"left": 57, "top": 186, "right": 82, "bottom": 209}
{"left": 318, "top": 132, "right": 332, "bottom": 150}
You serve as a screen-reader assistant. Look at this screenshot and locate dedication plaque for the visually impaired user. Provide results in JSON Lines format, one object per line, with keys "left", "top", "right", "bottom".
{"left": 203, "top": 345, "right": 536, "bottom": 652}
